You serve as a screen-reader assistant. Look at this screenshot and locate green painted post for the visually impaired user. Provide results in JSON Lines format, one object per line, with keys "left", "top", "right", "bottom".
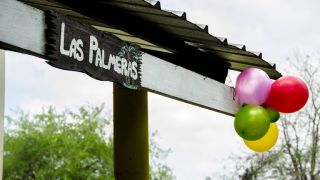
{"left": 113, "top": 83, "right": 149, "bottom": 180}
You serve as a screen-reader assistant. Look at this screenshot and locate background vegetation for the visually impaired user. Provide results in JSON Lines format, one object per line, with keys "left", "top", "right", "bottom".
{"left": 4, "top": 105, "right": 175, "bottom": 180}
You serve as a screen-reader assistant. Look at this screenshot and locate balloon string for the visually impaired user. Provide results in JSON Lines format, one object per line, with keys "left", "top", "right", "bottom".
{"left": 231, "top": 87, "right": 236, "bottom": 100}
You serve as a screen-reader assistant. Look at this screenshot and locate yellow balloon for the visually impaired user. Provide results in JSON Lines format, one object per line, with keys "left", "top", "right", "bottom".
{"left": 244, "top": 123, "right": 278, "bottom": 152}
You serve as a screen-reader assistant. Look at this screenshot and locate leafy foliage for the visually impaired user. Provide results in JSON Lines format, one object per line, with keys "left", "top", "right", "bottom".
{"left": 150, "top": 132, "right": 175, "bottom": 180}
{"left": 4, "top": 105, "right": 175, "bottom": 180}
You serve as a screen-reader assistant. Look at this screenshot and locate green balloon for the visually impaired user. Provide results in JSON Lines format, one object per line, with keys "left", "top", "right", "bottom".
{"left": 234, "top": 105, "right": 270, "bottom": 141}
{"left": 266, "top": 108, "right": 280, "bottom": 123}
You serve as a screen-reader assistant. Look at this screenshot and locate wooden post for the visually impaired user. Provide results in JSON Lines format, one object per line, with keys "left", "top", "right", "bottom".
{"left": 113, "top": 84, "right": 149, "bottom": 180}
{"left": 0, "top": 50, "right": 5, "bottom": 180}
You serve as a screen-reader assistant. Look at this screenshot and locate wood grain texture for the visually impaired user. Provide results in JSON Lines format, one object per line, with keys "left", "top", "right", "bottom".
{"left": 141, "top": 53, "right": 240, "bottom": 116}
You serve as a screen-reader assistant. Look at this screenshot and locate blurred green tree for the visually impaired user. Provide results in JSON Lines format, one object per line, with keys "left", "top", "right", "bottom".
{"left": 3, "top": 105, "right": 175, "bottom": 180}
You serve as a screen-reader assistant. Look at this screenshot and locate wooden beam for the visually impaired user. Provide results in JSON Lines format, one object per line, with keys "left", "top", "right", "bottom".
{"left": 141, "top": 53, "right": 239, "bottom": 115}
{"left": 0, "top": 0, "right": 45, "bottom": 55}
{"left": 0, "top": 49, "right": 5, "bottom": 180}
{"left": 0, "top": 0, "right": 240, "bottom": 116}
{"left": 51, "top": 0, "right": 231, "bottom": 83}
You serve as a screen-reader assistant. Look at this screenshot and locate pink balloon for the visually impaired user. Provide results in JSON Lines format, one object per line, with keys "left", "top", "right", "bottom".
{"left": 235, "top": 68, "right": 272, "bottom": 105}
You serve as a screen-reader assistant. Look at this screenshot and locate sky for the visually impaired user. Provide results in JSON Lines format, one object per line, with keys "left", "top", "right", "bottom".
{"left": 4, "top": 0, "right": 320, "bottom": 179}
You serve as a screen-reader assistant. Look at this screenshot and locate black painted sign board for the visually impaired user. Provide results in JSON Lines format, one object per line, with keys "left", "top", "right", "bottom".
{"left": 45, "top": 11, "right": 142, "bottom": 89}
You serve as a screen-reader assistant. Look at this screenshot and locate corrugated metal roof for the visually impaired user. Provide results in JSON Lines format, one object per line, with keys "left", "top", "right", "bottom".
{"left": 20, "top": 0, "right": 281, "bottom": 80}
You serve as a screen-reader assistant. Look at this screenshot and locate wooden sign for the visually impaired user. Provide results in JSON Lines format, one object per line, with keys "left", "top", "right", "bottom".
{"left": 45, "top": 11, "right": 142, "bottom": 90}
{"left": 0, "top": 0, "right": 240, "bottom": 115}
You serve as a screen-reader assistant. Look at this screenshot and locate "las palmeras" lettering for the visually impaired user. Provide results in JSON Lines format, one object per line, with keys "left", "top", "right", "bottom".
{"left": 59, "top": 22, "right": 138, "bottom": 80}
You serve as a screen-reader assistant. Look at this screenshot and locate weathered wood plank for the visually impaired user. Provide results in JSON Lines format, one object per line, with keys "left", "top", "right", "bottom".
{"left": 45, "top": 11, "right": 142, "bottom": 89}
{"left": 0, "top": 0, "right": 46, "bottom": 55}
{"left": 141, "top": 53, "right": 239, "bottom": 115}
{"left": 0, "top": 49, "right": 5, "bottom": 179}
{"left": 0, "top": 0, "right": 240, "bottom": 116}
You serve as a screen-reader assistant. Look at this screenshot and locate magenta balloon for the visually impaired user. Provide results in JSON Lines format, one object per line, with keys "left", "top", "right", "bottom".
{"left": 235, "top": 68, "right": 272, "bottom": 105}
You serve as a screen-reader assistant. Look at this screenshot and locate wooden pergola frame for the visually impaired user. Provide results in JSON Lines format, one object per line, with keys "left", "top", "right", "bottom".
{"left": 0, "top": 0, "right": 281, "bottom": 179}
